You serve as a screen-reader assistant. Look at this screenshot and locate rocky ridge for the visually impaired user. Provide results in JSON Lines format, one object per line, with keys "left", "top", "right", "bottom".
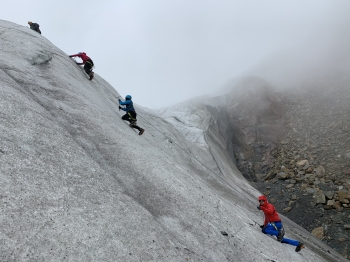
{"left": 243, "top": 72, "right": 350, "bottom": 259}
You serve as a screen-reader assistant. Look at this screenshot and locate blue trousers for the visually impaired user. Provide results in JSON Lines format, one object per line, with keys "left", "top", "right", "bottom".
{"left": 262, "top": 222, "right": 299, "bottom": 246}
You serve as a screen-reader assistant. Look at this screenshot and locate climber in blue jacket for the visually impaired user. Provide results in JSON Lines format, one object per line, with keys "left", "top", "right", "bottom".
{"left": 119, "top": 95, "right": 145, "bottom": 135}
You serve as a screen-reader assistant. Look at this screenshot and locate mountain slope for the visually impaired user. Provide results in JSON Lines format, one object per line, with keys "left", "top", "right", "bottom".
{"left": 0, "top": 20, "right": 346, "bottom": 262}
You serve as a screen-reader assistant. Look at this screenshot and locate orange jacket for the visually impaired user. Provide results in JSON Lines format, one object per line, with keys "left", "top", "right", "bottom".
{"left": 258, "top": 195, "right": 281, "bottom": 225}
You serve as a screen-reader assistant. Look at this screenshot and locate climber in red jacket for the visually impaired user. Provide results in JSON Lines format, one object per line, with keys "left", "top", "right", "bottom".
{"left": 69, "top": 52, "right": 94, "bottom": 80}
{"left": 257, "top": 195, "right": 305, "bottom": 252}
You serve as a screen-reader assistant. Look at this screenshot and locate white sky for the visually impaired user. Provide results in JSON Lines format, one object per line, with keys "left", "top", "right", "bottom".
{"left": 1, "top": 1, "right": 349, "bottom": 108}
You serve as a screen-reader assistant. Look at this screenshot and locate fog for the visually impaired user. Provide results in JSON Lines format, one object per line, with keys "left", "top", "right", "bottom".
{"left": 245, "top": 1, "right": 350, "bottom": 89}
{"left": 1, "top": 1, "right": 349, "bottom": 108}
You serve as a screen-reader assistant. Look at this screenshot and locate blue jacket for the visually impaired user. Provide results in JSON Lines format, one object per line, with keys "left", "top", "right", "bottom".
{"left": 119, "top": 99, "right": 135, "bottom": 112}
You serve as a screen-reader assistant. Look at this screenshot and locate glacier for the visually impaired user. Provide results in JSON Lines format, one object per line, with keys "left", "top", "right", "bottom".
{"left": 0, "top": 20, "right": 346, "bottom": 262}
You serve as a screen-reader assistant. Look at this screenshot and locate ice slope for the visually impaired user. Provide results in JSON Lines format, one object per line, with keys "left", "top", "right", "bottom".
{"left": 0, "top": 20, "right": 346, "bottom": 262}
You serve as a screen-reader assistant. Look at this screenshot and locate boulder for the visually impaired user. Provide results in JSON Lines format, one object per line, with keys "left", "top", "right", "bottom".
{"left": 324, "top": 191, "right": 335, "bottom": 200}
{"left": 314, "top": 166, "right": 326, "bottom": 177}
{"left": 281, "top": 166, "right": 289, "bottom": 173}
{"left": 311, "top": 227, "right": 324, "bottom": 239}
{"left": 305, "top": 187, "right": 316, "bottom": 194}
{"left": 315, "top": 190, "right": 326, "bottom": 204}
{"left": 265, "top": 171, "right": 277, "bottom": 181}
{"left": 283, "top": 206, "right": 292, "bottom": 213}
{"left": 305, "top": 167, "right": 313, "bottom": 173}
{"left": 345, "top": 180, "right": 350, "bottom": 190}
{"left": 327, "top": 199, "right": 335, "bottom": 206}
{"left": 255, "top": 173, "right": 265, "bottom": 181}
{"left": 300, "top": 183, "right": 308, "bottom": 190}
{"left": 296, "top": 160, "right": 309, "bottom": 169}
{"left": 277, "top": 172, "right": 289, "bottom": 180}
{"left": 334, "top": 201, "right": 342, "bottom": 209}
{"left": 338, "top": 190, "right": 350, "bottom": 203}
{"left": 341, "top": 199, "right": 350, "bottom": 204}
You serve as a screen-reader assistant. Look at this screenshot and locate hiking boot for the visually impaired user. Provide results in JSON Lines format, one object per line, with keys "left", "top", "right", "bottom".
{"left": 89, "top": 72, "right": 94, "bottom": 80}
{"left": 295, "top": 242, "right": 305, "bottom": 252}
{"left": 139, "top": 129, "right": 145, "bottom": 136}
{"left": 277, "top": 227, "right": 285, "bottom": 242}
{"left": 129, "top": 121, "right": 137, "bottom": 127}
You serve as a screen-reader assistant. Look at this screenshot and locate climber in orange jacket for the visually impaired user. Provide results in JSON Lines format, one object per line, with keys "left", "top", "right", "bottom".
{"left": 257, "top": 195, "right": 305, "bottom": 252}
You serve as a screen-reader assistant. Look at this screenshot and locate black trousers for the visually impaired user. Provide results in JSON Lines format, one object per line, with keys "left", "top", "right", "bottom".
{"left": 84, "top": 59, "right": 94, "bottom": 75}
{"left": 122, "top": 112, "right": 142, "bottom": 131}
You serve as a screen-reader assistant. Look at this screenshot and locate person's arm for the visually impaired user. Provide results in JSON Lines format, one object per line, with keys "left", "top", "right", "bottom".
{"left": 118, "top": 99, "right": 131, "bottom": 106}
{"left": 259, "top": 204, "right": 275, "bottom": 216}
{"left": 263, "top": 216, "right": 268, "bottom": 225}
{"left": 258, "top": 207, "right": 268, "bottom": 225}
{"left": 69, "top": 53, "right": 80, "bottom": 58}
{"left": 259, "top": 204, "right": 275, "bottom": 225}
{"left": 69, "top": 54, "right": 83, "bottom": 64}
{"left": 258, "top": 205, "right": 267, "bottom": 225}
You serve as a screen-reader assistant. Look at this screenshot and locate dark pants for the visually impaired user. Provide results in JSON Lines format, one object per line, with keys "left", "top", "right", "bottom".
{"left": 122, "top": 111, "right": 142, "bottom": 131}
{"left": 30, "top": 24, "right": 41, "bottom": 34}
{"left": 84, "top": 59, "right": 94, "bottom": 75}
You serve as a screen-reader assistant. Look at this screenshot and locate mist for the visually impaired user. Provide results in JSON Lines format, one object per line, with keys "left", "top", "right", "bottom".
{"left": 242, "top": 1, "right": 350, "bottom": 90}
{"left": 1, "top": 1, "right": 350, "bottom": 108}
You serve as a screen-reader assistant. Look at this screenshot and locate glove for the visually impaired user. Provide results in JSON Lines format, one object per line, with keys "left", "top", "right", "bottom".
{"left": 69, "top": 55, "right": 72, "bottom": 57}
{"left": 260, "top": 225, "right": 264, "bottom": 229}
{"left": 118, "top": 106, "right": 122, "bottom": 110}
{"left": 257, "top": 206, "right": 261, "bottom": 210}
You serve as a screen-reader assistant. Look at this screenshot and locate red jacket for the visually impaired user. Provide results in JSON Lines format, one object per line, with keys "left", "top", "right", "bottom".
{"left": 69, "top": 52, "right": 91, "bottom": 65}
{"left": 258, "top": 195, "right": 281, "bottom": 225}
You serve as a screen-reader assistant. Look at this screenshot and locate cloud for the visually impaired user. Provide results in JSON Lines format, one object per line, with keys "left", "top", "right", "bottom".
{"left": 1, "top": 0, "right": 349, "bottom": 108}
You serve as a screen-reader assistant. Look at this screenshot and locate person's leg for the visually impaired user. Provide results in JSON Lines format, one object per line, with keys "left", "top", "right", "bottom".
{"left": 131, "top": 124, "right": 142, "bottom": 131}
{"left": 84, "top": 59, "right": 94, "bottom": 75}
{"left": 128, "top": 111, "right": 144, "bottom": 135}
{"left": 122, "top": 113, "right": 131, "bottom": 122}
{"left": 281, "top": 238, "right": 299, "bottom": 247}
{"left": 262, "top": 224, "right": 278, "bottom": 238}
{"left": 262, "top": 223, "right": 304, "bottom": 251}
{"left": 273, "top": 222, "right": 285, "bottom": 241}
{"left": 128, "top": 111, "right": 137, "bottom": 124}
{"left": 133, "top": 124, "right": 145, "bottom": 135}
{"left": 84, "top": 64, "right": 92, "bottom": 75}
